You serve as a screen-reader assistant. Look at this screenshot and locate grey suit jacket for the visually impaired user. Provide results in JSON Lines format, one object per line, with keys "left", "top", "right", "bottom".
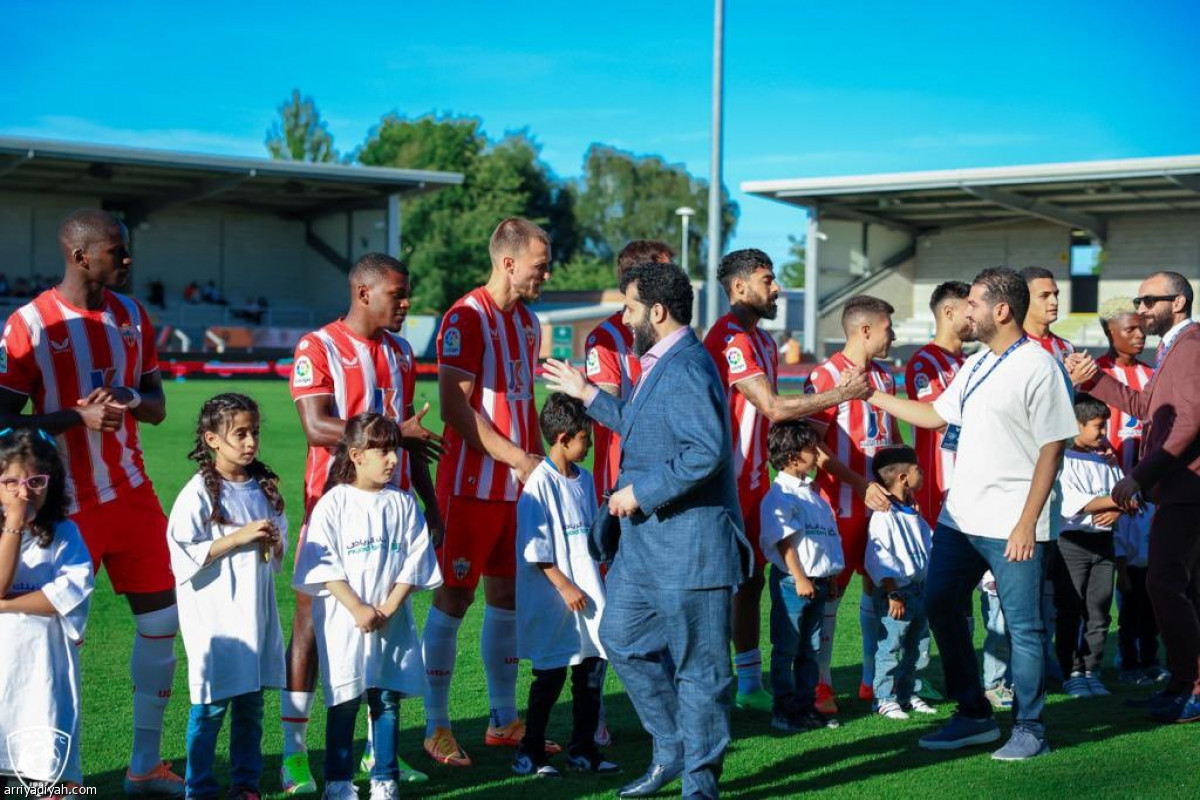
{"left": 588, "top": 328, "right": 752, "bottom": 590}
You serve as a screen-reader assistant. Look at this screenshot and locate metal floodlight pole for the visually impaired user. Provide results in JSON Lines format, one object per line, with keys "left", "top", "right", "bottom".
{"left": 675, "top": 206, "right": 695, "bottom": 275}
{"left": 705, "top": 0, "right": 725, "bottom": 330}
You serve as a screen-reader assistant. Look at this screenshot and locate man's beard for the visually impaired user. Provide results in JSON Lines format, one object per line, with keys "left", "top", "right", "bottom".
{"left": 972, "top": 315, "right": 998, "bottom": 344}
{"left": 751, "top": 294, "right": 779, "bottom": 320}
{"left": 1142, "top": 309, "right": 1173, "bottom": 336}
{"left": 631, "top": 311, "right": 658, "bottom": 357}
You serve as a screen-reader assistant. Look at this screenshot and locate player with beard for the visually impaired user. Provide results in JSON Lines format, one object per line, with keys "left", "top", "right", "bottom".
{"left": 702, "top": 249, "right": 874, "bottom": 711}
{"left": 1021, "top": 267, "right": 1075, "bottom": 362}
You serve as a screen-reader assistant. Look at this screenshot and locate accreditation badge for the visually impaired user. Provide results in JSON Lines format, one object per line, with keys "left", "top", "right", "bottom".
{"left": 941, "top": 424, "right": 961, "bottom": 453}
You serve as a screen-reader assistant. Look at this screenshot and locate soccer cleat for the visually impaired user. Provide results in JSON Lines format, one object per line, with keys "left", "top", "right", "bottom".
{"left": 735, "top": 687, "right": 775, "bottom": 712}
{"left": 876, "top": 701, "right": 909, "bottom": 720}
{"left": 905, "top": 696, "right": 937, "bottom": 715}
{"left": 985, "top": 685, "right": 1014, "bottom": 710}
{"left": 280, "top": 752, "right": 318, "bottom": 795}
{"left": 814, "top": 683, "right": 839, "bottom": 715}
{"left": 124, "top": 761, "right": 185, "bottom": 798}
{"left": 424, "top": 726, "right": 472, "bottom": 767}
{"left": 485, "top": 720, "right": 561, "bottom": 754}
{"left": 1143, "top": 665, "right": 1171, "bottom": 683}
{"left": 858, "top": 682, "right": 875, "bottom": 702}
{"left": 321, "top": 781, "right": 359, "bottom": 800}
{"left": 512, "top": 752, "right": 561, "bottom": 778}
{"left": 368, "top": 780, "right": 398, "bottom": 800}
{"left": 396, "top": 755, "right": 429, "bottom": 783}
{"left": 359, "top": 744, "right": 374, "bottom": 775}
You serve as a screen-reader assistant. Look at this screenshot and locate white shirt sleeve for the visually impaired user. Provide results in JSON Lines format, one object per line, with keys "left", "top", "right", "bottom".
{"left": 1027, "top": 361, "right": 1080, "bottom": 449}
{"left": 760, "top": 490, "right": 802, "bottom": 558}
{"left": 517, "top": 479, "right": 556, "bottom": 565}
{"left": 933, "top": 356, "right": 971, "bottom": 427}
{"left": 395, "top": 495, "right": 443, "bottom": 590}
{"left": 864, "top": 512, "right": 904, "bottom": 585}
{"left": 39, "top": 522, "right": 94, "bottom": 642}
{"left": 1060, "top": 457, "right": 1102, "bottom": 518}
{"left": 166, "top": 477, "right": 216, "bottom": 586}
{"left": 292, "top": 493, "right": 346, "bottom": 597}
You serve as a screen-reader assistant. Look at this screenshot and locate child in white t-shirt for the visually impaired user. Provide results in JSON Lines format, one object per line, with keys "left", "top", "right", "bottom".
{"left": 167, "top": 394, "right": 288, "bottom": 800}
{"left": 865, "top": 446, "right": 936, "bottom": 720}
{"left": 293, "top": 413, "right": 442, "bottom": 800}
{"left": 513, "top": 393, "right": 617, "bottom": 779}
{"left": 759, "top": 421, "right": 845, "bottom": 733}
{"left": 1114, "top": 504, "right": 1165, "bottom": 684}
{"left": 0, "top": 429, "right": 93, "bottom": 790}
{"left": 1053, "top": 394, "right": 1128, "bottom": 698}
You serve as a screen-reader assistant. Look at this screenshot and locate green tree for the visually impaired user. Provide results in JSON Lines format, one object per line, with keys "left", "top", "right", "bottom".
{"left": 779, "top": 233, "right": 807, "bottom": 288}
{"left": 573, "top": 145, "right": 739, "bottom": 278}
{"left": 265, "top": 89, "right": 338, "bottom": 163}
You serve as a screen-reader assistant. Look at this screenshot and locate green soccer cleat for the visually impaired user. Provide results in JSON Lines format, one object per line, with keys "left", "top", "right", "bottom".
{"left": 359, "top": 744, "right": 429, "bottom": 783}
{"left": 280, "top": 752, "right": 317, "bottom": 795}
{"left": 735, "top": 687, "right": 774, "bottom": 712}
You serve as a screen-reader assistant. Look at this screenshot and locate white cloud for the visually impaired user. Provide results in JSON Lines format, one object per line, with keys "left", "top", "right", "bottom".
{"left": 3, "top": 115, "right": 263, "bottom": 157}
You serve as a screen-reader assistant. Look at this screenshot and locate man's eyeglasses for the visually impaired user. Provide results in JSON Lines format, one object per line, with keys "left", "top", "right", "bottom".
{"left": 1133, "top": 294, "right": 1179, "bottom": 309}
{"left": 0, "top": 474, "right": 50, "bottom": 493}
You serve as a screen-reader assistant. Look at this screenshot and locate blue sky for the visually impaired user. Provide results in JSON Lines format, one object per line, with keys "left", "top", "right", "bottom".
{"left": 3, "top": 0, "right": 1197, "bottom": 266}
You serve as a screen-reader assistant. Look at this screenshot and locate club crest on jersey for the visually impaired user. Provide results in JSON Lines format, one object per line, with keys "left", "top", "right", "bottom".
{"left": 442, "top": 327, "right": 461, "bottom": 357}
{"left": 452, "top": 558, "right": 471, "bottom": 580}
{"left": 726, "top": 347, "right": 747, "bottom": 374}
{"left": 914, "top": 372, "right": 932, "bottom": 398}
{"left": 6, "top": 726, "right": 71, "bottom": 789}
{"left": 523, "top": 325, "right": 536, "bottom": 348}
{"left": 586, "top": 348, "right": 601, "bottom": 376}
{"left": 119, "top": 322, "right": 137, "bottom": 347}
{"left": 293, "top": 356, "right": 314, "bottom": 388}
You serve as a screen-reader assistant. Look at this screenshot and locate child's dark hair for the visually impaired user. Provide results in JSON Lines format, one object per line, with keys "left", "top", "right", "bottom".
{"left": 0, "top": 428, "right": 70, "bottom": 548}
{"left": 872, "top": 445, "right": 920, "bottom": 486}
{"left": 768, "top": 420, "right": 820, "bottom": 471}
{"left": 1074, "top": 393, "right": 1110, "bottom": 425}
{"left": 324, "top": 412, "right": 403, "bottom": 492}
{"left": 188, "top": 393, "right": 284, "bottom": 524}
{"left": 540, "top": 392, "right": 589, "bottom": 446}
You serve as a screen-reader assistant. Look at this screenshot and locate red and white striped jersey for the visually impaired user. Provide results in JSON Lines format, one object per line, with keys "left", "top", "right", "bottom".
{"left": 436, "top": 287, "right": 541, "bottom": 503}
{"left": 290, "top": 319, "right": 417, "bottom": 516}
{"left": 1095, "top": 353, "right": 1153, "bottom": 475}
{"left": 703, "top": 313, "right": 779, "bottom": 491}
{"left": 1028, "top": 331, "right": 1075, "bottom": 363}
{"left": 0, "top": 289, "right": 159, "bottom": 514}
{"left": 584, "top": 311, "right": 640, "bottom": 501}
{"left": 805, "top": 352, "right": 900, "bottom": 522}
{"left": 905, "top": 343, "right": 965, "bottom": 528}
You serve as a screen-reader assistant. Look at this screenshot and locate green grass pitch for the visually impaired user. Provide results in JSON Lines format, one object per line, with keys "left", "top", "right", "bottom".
{"left": 69, "top": 379, "right": 1197, "bottom": 798}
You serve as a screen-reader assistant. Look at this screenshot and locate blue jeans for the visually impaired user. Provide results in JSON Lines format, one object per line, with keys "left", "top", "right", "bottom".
{"left": 325, "top": 689, "right": 400, "bottom": 782}
{"left": 980, "top": 588, "right": 1012, "bottom": 689}
{"left": 927, "top": 524, "right": 1047, "bottom": 738}
{"left": 871, "top": 582, "right": 928, "bottom": 704}
{"left": 768, "top": 566, "right": 829, "bottom": 711}
{"left": 186, "top": 690, "right": 264, "bottom": 798}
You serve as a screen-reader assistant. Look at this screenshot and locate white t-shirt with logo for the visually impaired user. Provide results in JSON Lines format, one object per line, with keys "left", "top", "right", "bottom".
{"left": 934, "top": 340, "right": 1078, "bottom": 541}
{"left": 1059, "top": 449, "right": 1124, "bottom": 533}
{"left": 516, "top": 459, "right": 605, "bottom": 669}
{"left": 293, "top": 484, "right": 443, "bottom": 706}
{"left": 758, "top": 471, "right": 845, "bottom": 579}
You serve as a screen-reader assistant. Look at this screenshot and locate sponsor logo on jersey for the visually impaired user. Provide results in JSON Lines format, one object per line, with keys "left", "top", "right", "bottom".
{"left": 453, "top": 557, "right": 471, "bottom": 580}
{"left": 119, "top": 322, "right": 137, "bottom": 347}
{"left": 914, "top": 372, "right": 932, "bottom": 398}
{"left": 50, "top": 338, "right": 70, "bottom": 353}
{"left": 293, "top": 356, "right": 314, "bottom": 388}
{"left": 726, "top": 347, "right": 747, "bottom": 374}
{"left": 586, "top": 348, "right": 601, "bottom": 376}
{"left": 339, "top": 356, "right": 359, "bottom": 368}
{"left": 442, "top": 327, "right": 461, "bottom": 358}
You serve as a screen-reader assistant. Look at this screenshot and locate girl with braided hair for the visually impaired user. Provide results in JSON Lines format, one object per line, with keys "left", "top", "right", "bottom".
{"left": 166, "top": 393, "right": 287, "bottom": 800}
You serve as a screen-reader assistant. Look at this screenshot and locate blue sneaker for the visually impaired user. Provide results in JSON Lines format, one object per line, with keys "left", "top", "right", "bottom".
{"left": 1150, "top": 692, "right": 1200, "bottom": 723}
{"left": 991, "top": 727, "right": 1050, "bottom": 761}
{"left": 918, "top": 713, "right": 1001, "bottom": 751}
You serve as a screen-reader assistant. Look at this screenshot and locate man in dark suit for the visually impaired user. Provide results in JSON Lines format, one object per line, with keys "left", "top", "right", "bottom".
{"left": 545, "top": 262, "right": 751, "bottom": 799}
{"left": 1070, "top": 270, "right": 1200, "bottom": 722}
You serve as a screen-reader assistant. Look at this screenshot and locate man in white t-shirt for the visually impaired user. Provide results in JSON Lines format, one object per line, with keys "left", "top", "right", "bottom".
{"left": 866, "top": 267, "right": 1077, "bottom": 762}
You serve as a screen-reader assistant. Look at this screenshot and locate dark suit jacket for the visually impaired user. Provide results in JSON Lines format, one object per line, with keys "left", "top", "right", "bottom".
{"left": 1089, "top": 322, "right": 1200, "bottom": 506}
{"left": 587, "top": 328, "right": 753, "bottom": 590}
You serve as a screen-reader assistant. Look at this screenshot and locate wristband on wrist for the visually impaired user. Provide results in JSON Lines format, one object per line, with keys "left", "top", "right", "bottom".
{"left": 2, "top": 526, "right": 23, "bottom": 537}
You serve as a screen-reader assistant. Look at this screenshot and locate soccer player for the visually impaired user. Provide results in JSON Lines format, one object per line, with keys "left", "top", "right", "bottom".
{"left": 905, "top": 281, "right": 971, "bottom": 528}
{"left": 282, "top": 253, "right": 443, "bottom": 794}
{"left": 804, "top": 295, "right": 900, "bottom": 711}
{"left": 1093, "top": 298, "right": 1152, "bottom": 473}
{"left": 584, "top": 240, "right": 673, "bottom": 502}
{"left": 704, "top": 249, "right": 872, "bottom": 712}
{"left": 424, "top": 218, "right": 551, "bottom": 767}
{"left": 1020, "top": 267, "right": 1075, "bottom": 361}
{"left": 0, "top": 209, "right": 182, "bottom": 796}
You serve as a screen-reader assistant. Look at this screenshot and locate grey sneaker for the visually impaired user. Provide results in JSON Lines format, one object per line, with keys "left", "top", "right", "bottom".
{"left": 1084, "top": 673, "right": 1110, "bottom": 696}
{"left": 991, "top": 727, "right": 1050, "bottom": 761}
{"left": 918, "top": 714, "right": 1001, "bottom": 750}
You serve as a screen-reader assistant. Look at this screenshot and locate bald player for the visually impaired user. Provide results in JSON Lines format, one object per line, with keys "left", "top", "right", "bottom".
{"left": 0, "top": 209, "right": 181, "bottom": 796}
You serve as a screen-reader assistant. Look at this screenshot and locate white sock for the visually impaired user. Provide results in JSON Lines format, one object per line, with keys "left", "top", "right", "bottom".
{"left": 481, "top": 605, "right": 518, "bottom": 728}
{"left": 422, "top": 606, "right": 462, "bottom": 736}
{"left": 818, "top": 595, "right": 841, "bottom": 687}
{"left": 734, "top": 649, "right": 765, "bottom": 695}
{"left": 280, "top": 690, "right": 315, "bottom": 758}
{"left": 860, "top": 593, "right": 879, "bottom": 687}
{"left": 130, "top": 606, "right": 178, "bottom": 775}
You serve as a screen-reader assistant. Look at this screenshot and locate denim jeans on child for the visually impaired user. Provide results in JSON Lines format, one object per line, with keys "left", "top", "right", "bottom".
{"left": 872, "top": 582, "right": 929, "bottom": 703}
{"left": 769, "top": 566, "right": 830, "bottom": 711}
{"left": 926, "top": 524, "right": 1047, "bottom": 739}
{"left": 186, "top": 690, "right": 264, "bottom": 798}
{"left": 980, "top": 589, "right": 1012, "bottom": 689}
{"left": 325, "top": 689, "right": 401, "bottom": 783}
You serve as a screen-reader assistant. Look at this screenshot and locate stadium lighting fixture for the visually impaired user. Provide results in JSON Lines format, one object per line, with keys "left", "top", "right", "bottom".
{"left": 676, "top": 206, "right": 695, "bottom": 275}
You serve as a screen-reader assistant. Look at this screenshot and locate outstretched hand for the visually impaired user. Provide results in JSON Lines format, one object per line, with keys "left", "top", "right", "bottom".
{"left": 1064, "top": 352, "right": 1098, "bottom": 386}
{"left": 399, "top": 402, "right": 446, "bottom": 464}
{"left": 543, "top": 358, "right": 590, "bottom": 400}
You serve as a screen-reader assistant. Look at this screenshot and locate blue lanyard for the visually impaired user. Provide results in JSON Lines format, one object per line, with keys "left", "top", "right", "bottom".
{"left": 960, "top": 337, "right": 1026, "bottom": 414}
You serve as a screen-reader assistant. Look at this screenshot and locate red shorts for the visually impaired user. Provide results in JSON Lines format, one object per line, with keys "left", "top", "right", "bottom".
{"left": 836, "top": 514, "right": 869, "bottom": 588}
{"left": 71, "top": 482, "right": 173, "bottom": 595}
{"left": 738, "top": 479, "right": 770, "bottom": 569}
{"left": 437, "top": 495, "right": 517, "bottom": 589}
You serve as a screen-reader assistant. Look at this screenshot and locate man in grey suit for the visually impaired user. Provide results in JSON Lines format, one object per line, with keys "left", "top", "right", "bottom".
{"left": 545, "top": 262, "right": 751, "bottom": 799}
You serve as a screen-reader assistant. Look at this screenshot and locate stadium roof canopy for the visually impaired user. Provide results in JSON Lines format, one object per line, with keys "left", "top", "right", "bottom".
{"left": 0, "top": 135, "right": 464, "bottom": 223}
{"left": 742, "top": 154, "right": 1200, "bottom": 242}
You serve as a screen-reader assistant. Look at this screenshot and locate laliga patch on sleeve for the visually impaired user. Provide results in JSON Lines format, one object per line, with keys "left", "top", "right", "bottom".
{"left": 442, "top": 327, "right": 461, "bottom": 358}
{"left": 803, "top": 381, "right": 816, "bottom": 394}
{"left": 726, "top": 347, "right": 747, "bottom": 374}
{"left": 293, "top": 355, "right": 314, "bottom": 388}
{"left": 914, "top": 372, "right": 932, "bottom": 398}
{"left": 586, "top": 348, "right": 601, "bottom": 376}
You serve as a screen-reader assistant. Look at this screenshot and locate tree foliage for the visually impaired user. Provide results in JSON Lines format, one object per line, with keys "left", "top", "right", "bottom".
{"left": 265, "top": 89, "right": 339, "bottom": 163}
{"left": 779, "top": 233, "right": 807, "bottom": 288}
